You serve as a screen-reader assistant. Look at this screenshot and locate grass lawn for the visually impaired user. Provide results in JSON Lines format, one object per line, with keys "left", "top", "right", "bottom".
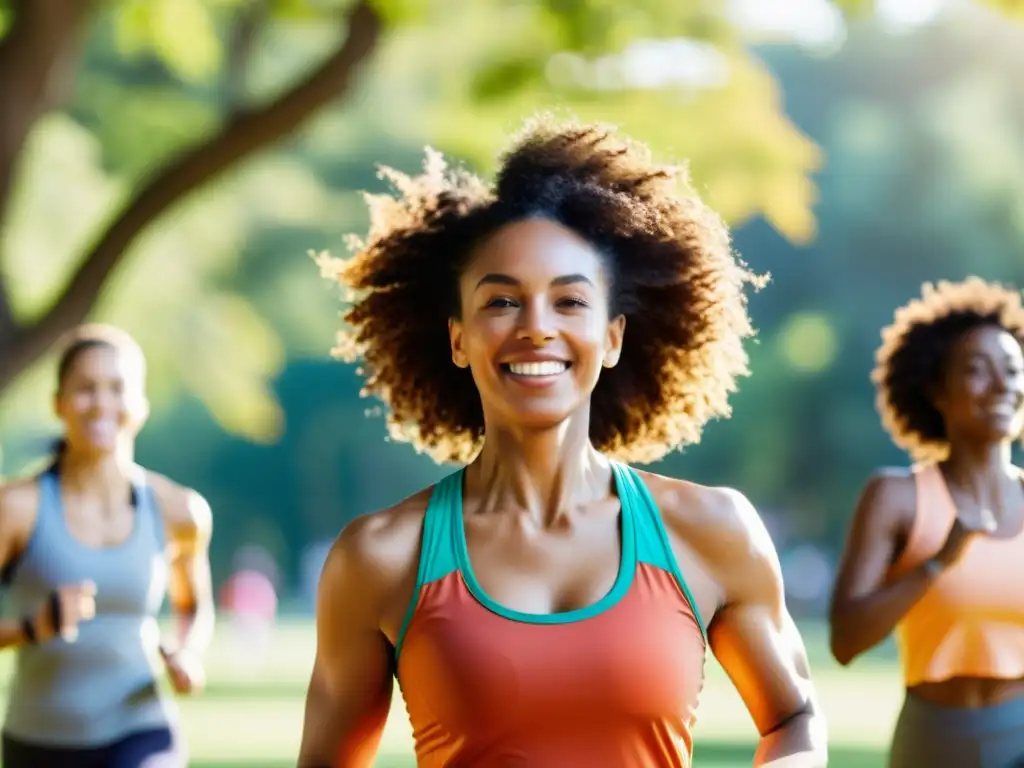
{"left": 0, "top": 620, "right": 900, "bottom": 766}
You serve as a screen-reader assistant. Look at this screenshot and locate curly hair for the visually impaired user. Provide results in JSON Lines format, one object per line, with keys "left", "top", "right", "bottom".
{"left": 318, "top": 114, "right": 764, "bottom": 465}
{"left": 872, "top": 277, "right": 1024, "bottom": 463}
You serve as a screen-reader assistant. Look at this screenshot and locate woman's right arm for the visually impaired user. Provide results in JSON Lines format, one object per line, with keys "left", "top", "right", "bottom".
{"left": 0, "top": 481, "right": 42, "bottom": 649}
{"left": 298, "top": 506, "right": 418, "bottom": 768}
{"left": 828, "top": 470, "right": 942, "bottom": 666}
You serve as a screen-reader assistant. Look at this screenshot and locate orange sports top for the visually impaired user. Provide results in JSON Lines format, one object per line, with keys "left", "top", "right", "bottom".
{"left": 393, "top": 463, "right": 708, "bottom": 767}
{"left": 889, "top": 463, "right": 1024, "bottom": 686}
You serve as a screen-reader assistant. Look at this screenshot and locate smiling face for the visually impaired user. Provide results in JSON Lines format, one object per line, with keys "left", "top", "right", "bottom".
{"left": 54, "top": 341, "right": 149, "bottom": 457}
{"left": 934, "top": 324, "right": 1024, "bottom": 445}
{"left": 448, "top": 217, "right": 626, "bottom": 433}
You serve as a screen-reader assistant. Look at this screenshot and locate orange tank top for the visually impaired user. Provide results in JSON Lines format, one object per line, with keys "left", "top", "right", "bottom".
{"left": 889, "top": 463, "right": 1024, "bottom": 686}
{"left": 393, "top": 463, "right": 708, "bottom": 767}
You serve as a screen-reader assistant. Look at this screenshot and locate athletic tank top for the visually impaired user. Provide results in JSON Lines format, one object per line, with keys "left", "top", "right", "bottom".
{"left": 890, "top": 463, "right": 1024, "bottom": 686}
{"left": 1, "top": 466, "right": 174, "bottom": 746}
{"left": 394, "top": 463, "right": 708, "bottom": 767}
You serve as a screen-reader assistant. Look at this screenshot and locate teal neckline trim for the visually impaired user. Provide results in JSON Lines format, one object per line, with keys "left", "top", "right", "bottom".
{"left": 452, "top": 462, "right": 638, "bottom": 624}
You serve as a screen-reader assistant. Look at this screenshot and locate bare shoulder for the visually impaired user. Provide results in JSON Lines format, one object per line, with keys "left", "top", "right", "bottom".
{"left": 143, "top": 470, "right": 211, "bottom": 540}
{"left": 634, "top": 469, "right": 782, "bottom": 610}
{"left": 851, "top": 466, "right": 916, "bottom": 534}
{"left": 636, "top": 469, "right": 771, "bottom": 563}
{"left": 0, "top": 476, "right": 40, "bottom": 553}
{"left": 322, "top": 485, "right": 434, "bottom": 602}
{"left": 0, "top": 476, "right": 40, "bottom": 520}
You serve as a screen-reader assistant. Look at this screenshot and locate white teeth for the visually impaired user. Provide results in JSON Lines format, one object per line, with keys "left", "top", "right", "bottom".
{"left": 508, "top": 361, "right": 567, "bottom": 377}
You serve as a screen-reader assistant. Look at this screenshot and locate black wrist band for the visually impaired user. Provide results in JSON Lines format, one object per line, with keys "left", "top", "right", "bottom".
{"left": 21, "top": 617, "right": 37, "bottom": 644}
{"left": 48, "top": 590, "right": 62, "bottom": 635}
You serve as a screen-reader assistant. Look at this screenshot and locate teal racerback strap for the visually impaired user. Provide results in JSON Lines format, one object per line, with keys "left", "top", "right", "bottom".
{"left": 616, "top": 464, "right": 707, "bottom": 641}
{"left": 394, "top": 464, "right": 708, "bottom": 657}
{"left": 394, "top": 471, "right": 462, "bottom": 658}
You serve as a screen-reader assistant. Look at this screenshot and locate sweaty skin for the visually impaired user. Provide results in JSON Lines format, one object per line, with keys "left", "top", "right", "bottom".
{"left": 299, "top": 217, "right": 824, "bottom": 767}
{"left": 298, "top": 473, "right": 824, "bottom": 767}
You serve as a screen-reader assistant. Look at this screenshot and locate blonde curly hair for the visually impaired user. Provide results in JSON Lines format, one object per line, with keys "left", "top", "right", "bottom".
{"left": 319, "top": 114, "right": 763, "bottom": 465}
{"left": 872, "top": 277, "right": 1024, "bottom": 462}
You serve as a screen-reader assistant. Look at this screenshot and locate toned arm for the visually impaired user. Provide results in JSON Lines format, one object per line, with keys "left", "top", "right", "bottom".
{"left": 703, "top": 489, "right": 826, "bottom": 767}
{"left": 828, "top": 469, "right": 939, "bottom": 666}
{"left": 150, "top": 475, "right": 216, "bottom": 658}
{"left": 655, "top": 477, "right": 825, "bottom": 767}
{"left": 298, "top": 496, "right": 426, "bottom": 768}
{"left": 0, "top": 481, "right": 41, "bottom": 649}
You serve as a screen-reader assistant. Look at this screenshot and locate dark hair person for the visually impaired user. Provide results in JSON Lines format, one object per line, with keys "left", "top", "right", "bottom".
{"left": 297, "top": 115, "right": 826, "bottom": 768}
{"left": 830, "top": 278, "right": 1024, "bottom": 767}
{"left": 0, "top": 324, "right": 215, "bottom": 768}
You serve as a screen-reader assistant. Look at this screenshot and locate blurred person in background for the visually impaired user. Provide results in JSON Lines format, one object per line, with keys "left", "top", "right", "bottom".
{"left": 0, "top": 324, "right": 214, "bottom": 767}
{"left": 830, "top": 278, "right": 1024, "bottom": 767}
{"left": 298, "top": 115, "right": 826, "bottom": 768}
{"left": 219, "top": 544, "right": 279, "bottom": 675}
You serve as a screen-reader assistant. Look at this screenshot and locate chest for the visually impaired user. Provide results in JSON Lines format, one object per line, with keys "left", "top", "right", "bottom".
{"left": 398, "top": 573, "right": 705, "bottom": 732}
{"left": 925, "top": 537, "right": 1024, "bottom": 620}
{"left": 463, "top": 511, "right": 623, "bottom": 615}
{"left": 12, "top": 526, "right": 167, "bottom": 617}
{"left": 62, "top": 503, "right": 137, "bottom": 548}
{"left": 943, "top": 486, "right": 1024, "bottom": 539}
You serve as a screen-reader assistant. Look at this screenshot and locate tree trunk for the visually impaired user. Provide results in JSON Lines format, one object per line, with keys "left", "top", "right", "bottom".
{"left": 0, "top": 0, "right": 383, "bottom": 391}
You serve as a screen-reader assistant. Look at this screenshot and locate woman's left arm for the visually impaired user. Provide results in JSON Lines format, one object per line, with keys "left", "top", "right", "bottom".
{"left": 704, "top": 488, "right": 826, "bottom": 767}
{"left": 153, "top": 478, "right": 215, "bottom": 694}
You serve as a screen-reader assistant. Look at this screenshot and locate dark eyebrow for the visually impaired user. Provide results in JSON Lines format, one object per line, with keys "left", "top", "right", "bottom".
{"left": 474, "top": 273, "right": 594, "bottom": 290}
{"left": 475, "top": 274, "right": 519, "bottom": 290}
{"left": 551, "top": 273, "right": 594, "bottom": 287}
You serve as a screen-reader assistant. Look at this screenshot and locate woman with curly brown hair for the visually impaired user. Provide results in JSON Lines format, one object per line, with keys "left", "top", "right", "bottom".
{"left": 830, "top": 278, "right": 1024, "bottom": 767}
{"left": 298, "top": 115, "right": 826, "bottom": 768}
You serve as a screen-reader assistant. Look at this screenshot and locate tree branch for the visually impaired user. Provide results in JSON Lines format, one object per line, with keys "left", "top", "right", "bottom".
{"left": 0, "top": 0, "right": 95, "bottom": 333}
{"left": 0, "top": 0, "right": 383, "bottom": 390}
{"left": 224, "top": 0, "right": 270, "bottom": 116}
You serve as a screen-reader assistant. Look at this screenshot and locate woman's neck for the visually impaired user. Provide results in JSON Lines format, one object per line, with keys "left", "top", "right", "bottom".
{"left": 942, "top": 439, "right": 1017, "bottom": 502}
{"left": 58, "top": 443, "right": 136, "bottom": 501}
{"left": 469, "top": 411, "right": 612, "bottom": 526}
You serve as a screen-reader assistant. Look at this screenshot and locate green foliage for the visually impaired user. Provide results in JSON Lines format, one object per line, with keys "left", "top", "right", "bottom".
{"left": 978, "top": 0, "right": 1024, "bottom": 19}
{"left": 113, "top": 0, "right": 224, "bottom": 81}
{"left": 2, "top": 0, "right": 1024, "bottom": 457}
{"left": 828, "top": 0, "right": 877, "bottom": 17}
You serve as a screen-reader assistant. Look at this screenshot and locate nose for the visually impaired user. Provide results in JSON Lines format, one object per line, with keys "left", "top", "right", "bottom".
{"left": 89, "top": 388, "right": 120, "bottom": 415}
{"left": 516, "top": 298, "right": 556, "bottom": 346}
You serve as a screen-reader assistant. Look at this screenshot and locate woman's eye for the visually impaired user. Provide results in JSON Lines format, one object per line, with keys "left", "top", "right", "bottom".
{"left": 558, "top": 297, "right": 588, "bottom": 309}
{"left": 486, "top": 297, "right": 516, "bottom": 309}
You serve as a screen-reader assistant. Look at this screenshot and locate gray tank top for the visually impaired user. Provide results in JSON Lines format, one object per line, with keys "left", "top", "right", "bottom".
{"left": 2, "top": 466, "right": 176, "bottom": 746}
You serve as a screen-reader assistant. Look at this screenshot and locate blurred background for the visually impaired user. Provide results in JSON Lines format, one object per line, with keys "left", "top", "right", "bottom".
{"left": 2, "top": 0, "right": 1024, "bottom": 764}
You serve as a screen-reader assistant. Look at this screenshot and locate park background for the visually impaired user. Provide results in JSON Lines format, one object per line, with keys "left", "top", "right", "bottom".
{"left": 2, "top": 0, "right": 1024, "bottom": 764}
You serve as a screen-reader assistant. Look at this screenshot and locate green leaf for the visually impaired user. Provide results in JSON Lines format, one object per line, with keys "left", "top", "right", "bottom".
{"left": 111, "top": 0, "right": 223, "bottom": 81}
{"left": 975, "top": 0, "right": 1024, "bottom": 19}
{"left": 828, "top": 0, "right": 876, "bottom": 18}
{"left": 369, "top": 0, "right": 429, "bottom": 26}
{"left": 470, "top": 56, "right": 545, "bottom": 102}
{"left": 149, "top": 0, "right": 223, "bottom": 80}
